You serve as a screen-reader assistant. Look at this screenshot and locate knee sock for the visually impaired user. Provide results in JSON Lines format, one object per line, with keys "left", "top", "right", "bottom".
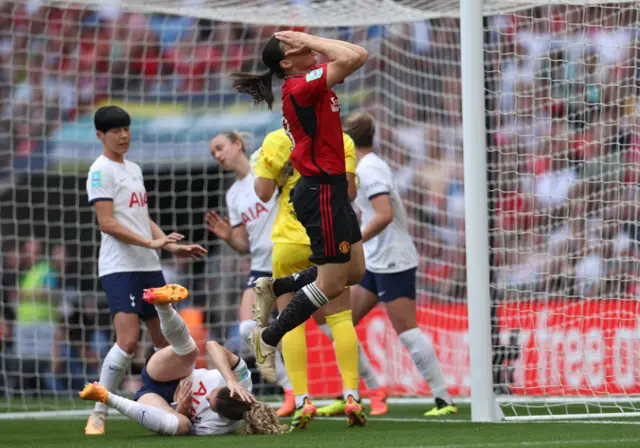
{"left": 275, "top": 349, "right": 293, "bottom": 391}
{"left": 155, "top": 304, "right": 197, "bottom": 356}
{"left": 319, "top": 323, "right": 380, "bottom": 391}
{"left": 281, "top": 323, "right": 308, "bottom": 408}
{"left": 326, "top": 310, "right": 360, "bottom": 401}
{"left": 94, "top": 344, "right": 132, "bottom": 414}
{"left": 239, "top": 319, "right": 257, "bottom": 343}
{"left": 262, "top": 283, "right": 328, "bottom": 347}
{"left": 399, "top": 328, "right": 451, "bottom": 404}
{"left": 107, "top": 392, "right": 179, "bottom": 435}
{"left": 273, "top": 267, "right": 318, "bottom": 297}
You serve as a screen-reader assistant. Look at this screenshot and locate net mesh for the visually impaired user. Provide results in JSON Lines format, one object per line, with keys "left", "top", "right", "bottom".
{"left": 0, "top": 0, "right": 639, "bottom": 419}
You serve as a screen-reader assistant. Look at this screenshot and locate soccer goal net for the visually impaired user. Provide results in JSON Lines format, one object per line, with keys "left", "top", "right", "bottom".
{"left": 0, "top": 0, "right": 639, "bottom": 421}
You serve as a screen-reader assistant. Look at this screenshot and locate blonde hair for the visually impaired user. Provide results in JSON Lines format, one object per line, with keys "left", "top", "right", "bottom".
{"left": 221, "top": 131, "right": 252, "bottom": 152}
{"left": 240, "top": 402, "right": 290, "bottom": 435}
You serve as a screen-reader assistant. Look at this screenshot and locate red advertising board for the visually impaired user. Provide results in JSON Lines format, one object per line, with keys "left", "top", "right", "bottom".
{"left": 306, "top": 300, "right": 640, "bottom": 398}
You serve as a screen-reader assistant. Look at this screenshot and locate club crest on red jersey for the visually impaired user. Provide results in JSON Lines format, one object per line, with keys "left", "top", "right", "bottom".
{"left": 330, "top": 96, "right": 341, "bottom": 113}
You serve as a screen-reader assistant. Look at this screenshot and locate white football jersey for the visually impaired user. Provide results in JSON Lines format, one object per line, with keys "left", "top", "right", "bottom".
{"left": 86, "top": 155, "right": 161, "bottom": 277}
{"left": 225, "top": 173, "right": 277, "bottom": 272}
{"left": 354, "top": 153, "right": 419, "bottom": 274}
{"left": 188, "top": 359, "right": 253, "bottom": 436}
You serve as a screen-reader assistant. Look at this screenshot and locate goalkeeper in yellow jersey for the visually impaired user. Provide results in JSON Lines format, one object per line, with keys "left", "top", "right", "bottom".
{"left": 251, "top": 129, "right": 384, "bottom": 429}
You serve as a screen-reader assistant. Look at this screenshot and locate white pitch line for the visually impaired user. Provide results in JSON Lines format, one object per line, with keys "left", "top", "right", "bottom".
{"left": 528, "top": 419, "right": 640, "bottom": 426}
{"left": 316, "top": 416, "right": 640, "bottom": 425}
{"left": 410, "top": 439, "right": 640, "bottom": 448}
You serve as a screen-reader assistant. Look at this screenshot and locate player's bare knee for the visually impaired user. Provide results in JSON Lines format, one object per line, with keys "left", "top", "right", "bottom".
{"left": 392, "top": 320, "right": 416, "bottom": 336}
{"left": 116, "top": 337, "right": 138, "bottom": 355}
{"left": 149, "top": 331, "right": 168, "bottom": 349}
{"left": 389, "top": 310, "right": 417, "bottom": 335}
{"left": 315, "top": 279, "right": 347, "bottom": 299}
{"left": 184, "top": 349, "right": 199, "bottom": 364}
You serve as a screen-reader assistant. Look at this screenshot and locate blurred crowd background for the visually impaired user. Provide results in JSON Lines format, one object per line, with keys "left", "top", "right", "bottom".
{"left": 1, "top": 1, "right": 640, "bottom": 396}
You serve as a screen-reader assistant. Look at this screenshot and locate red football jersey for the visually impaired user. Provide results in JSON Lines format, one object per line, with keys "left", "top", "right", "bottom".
{"left": 281, "top": 63, "right": 345, "bottom": 177}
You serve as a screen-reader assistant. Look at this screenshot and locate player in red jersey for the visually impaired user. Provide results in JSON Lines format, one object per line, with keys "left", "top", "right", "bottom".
{"left": 231, "top": 32, "right": 369, "bottom": 424}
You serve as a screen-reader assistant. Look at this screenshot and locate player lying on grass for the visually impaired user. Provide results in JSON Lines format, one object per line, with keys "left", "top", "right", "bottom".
{"left": 80, "top": 284, "right": 288, "bottom": 436}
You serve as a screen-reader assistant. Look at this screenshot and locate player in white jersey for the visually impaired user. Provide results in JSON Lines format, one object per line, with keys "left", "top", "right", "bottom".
{"left": 343, "top": 112, "right": 457, "bottom": 417}
{"left": 85, "top": 106, "right": 208, "bottom": 435}
{"left": 205, "top": 131, "right": 295, "bottom": 417}
{"left": 80, "top": 284, "right": 288, "bottom": 436}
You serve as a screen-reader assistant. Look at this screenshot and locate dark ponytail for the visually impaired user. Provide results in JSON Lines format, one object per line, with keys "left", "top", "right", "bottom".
{"left": 230, "top": 36, "right": 285, "bottom": 111}
{"left": 230, "top": 71, "right": 276, "bottom": 110}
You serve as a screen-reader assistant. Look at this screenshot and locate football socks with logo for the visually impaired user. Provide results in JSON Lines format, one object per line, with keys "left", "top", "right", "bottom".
{"left": 107, "top": 392, "right": 179, "bottom": 435}
{"left": 94, "top": 343, "right": 133, "bottom": 413}
{"left": 398, "top": 328, "right": 451, "bottom": 404}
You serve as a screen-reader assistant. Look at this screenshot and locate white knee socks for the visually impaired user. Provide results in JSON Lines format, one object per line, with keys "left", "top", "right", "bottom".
{"left": 155, "top": 305, "right": 197, "bottom": 355}
{"left": 94, "top": 344, "right": 132, "bottom": 414}
{"left": 399, "top": 328, "right": 451, "bottom": 403}
{"left": 318, "top": 323, "right": 381, "bottom": 391}
{"left": 107, "top": 392, "right": 179, "bottom": 435}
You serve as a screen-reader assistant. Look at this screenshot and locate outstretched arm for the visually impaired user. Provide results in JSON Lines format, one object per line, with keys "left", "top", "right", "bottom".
{"left": 94, "top": 201, "right": 182, "bottom": 249}
{"left": 205, "top": 341, "right": 255, "bottom": 403}
{"left": 150, "top": 219, "right": 207, "bottom": 259}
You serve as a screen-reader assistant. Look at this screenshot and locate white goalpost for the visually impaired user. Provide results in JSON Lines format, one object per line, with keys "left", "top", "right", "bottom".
{"left": 1, "top": 0, "right": 640, "bottom": 422}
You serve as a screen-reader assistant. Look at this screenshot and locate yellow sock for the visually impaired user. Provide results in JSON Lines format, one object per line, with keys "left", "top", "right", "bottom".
{"left": 281, "top": 322, "right": 308, "bottom": 399}
{"left": 326, "top": 310, "right": 360, "bottom": 397}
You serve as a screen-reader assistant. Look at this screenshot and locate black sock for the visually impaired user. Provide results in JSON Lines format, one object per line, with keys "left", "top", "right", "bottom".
{"left": 272, "top": 266, "right": 318, "bottom": 297}
{"left": 262, "top": 283, "right": 328, "bottom": 346}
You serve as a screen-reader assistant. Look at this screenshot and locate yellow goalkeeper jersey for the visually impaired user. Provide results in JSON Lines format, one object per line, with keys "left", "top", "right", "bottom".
{"left": 255, "top": 128, "right": 356, "bottom": 246}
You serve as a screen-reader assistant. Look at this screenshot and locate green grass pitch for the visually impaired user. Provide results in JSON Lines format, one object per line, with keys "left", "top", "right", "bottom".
{"left": 1, "top": 404, "right": 640, "bottom": 448}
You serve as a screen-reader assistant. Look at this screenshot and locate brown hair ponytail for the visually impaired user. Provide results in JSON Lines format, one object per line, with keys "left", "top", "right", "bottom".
{"left": 230, "top": 71, "right": 276, "bottom": 109}
{"left": 230, "top": 36, "right": 285, "bottom": 111}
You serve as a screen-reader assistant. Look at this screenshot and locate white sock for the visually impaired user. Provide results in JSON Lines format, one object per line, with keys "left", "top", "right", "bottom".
{"left": 318, "top": 323, "right": 332, "bottom": 339}
{"left": 344, "top": 388, "right": 359, "bottom": 401}
{"left": 239, "top": 319, "right": 257, "bottom": 344}
{"left": 358, "top": 344, "right": 380, "bottom": 390}
{"left": 319, "top": 323, "right": 380, "bottom": 390}
{"left": 94, "top": 344, "right": 133, "bottom": 413}
{"left": 107, "top": 392, "right": 179, "bottom": 435}
{"left": 155, "top": 304, "right": 197, "bottom": 355}
{"left": 399, "top": 328, "right": 451, "bottom": 404}
{"left": 275, "top": 350, "right": 292, "bottom": 390}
